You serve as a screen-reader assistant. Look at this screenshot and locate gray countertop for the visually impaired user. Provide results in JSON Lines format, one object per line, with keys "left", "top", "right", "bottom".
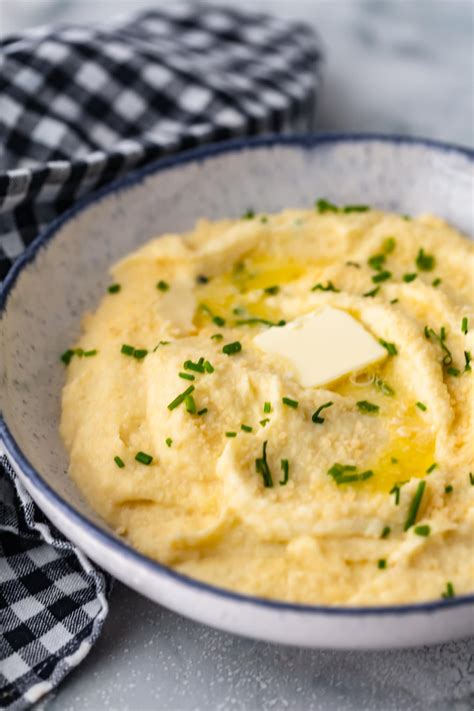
{"left": 7, "top": 1, "right": 474, "bottom": 709}
{"left": 42, "top": 582, "right": 474, "bottom": 711}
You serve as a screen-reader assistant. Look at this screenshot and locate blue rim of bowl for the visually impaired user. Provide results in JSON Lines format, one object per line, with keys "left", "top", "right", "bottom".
{"left": 1, "top": 132, "right": 474, "bottom": 617}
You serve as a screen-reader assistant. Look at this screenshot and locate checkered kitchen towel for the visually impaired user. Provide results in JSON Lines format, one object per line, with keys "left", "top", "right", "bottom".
{"left": 0, "top": 4, "right": 321, "bottom": 708}
{"left": 0, "top": 460, "right": 110, "bottom": 710}
{"left": 0, "top": 3, "right": 322, "bottom": 280}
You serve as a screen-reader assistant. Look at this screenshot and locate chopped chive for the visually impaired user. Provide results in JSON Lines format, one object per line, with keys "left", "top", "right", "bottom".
{"left": 75, "top": 348, "right": 84, "bottom": 357}
{"left": 185, "top": 394, "right": 196, "bottom": 414}
{"left": 315, "top": 201, "right": 370, "bottom": 215}
{"left": 464, "top": 351, "right": 472, "bottom": 372}
{"left": 426, "top": 463, "right": 437, "bottom": 474}
{"left": 165, "top": 438, "right": 173, "bottom": 447}
{"left": 312, "top": 401, "right": 333, "bottom": 424}
{"left": 363, "top": 286, "right": 380, "bottom": 298}
{"left": 225, "top": 431, "right": 237, "bottom": 438}
{"left": 311, "top": 281, "right": 340, "bottom": 292}
{"left": 242, "top": 209, "right": 255, "bottom": 219}
{"left": 372, "top": 270, "right": 392, "bottom": 284}
{"left": 374, "top": 377, "right": 395, "bottom": 396}
{"left": 346, "top": 261, "right": 361, "bottom": 268}
{"left": 381, "top": 526, "right": 391, "bottom": 539}
{"left": 421, "top": 323, "right": 435, "bottom": 345}
{"left": 222, "top": 341, "right": 242, "bottom": 356}
{"left": 356, "top": 400, "right": 379, "bottom": 414}
{"left": 403, "top": 273, "right": 417, "bottom": 283}
{"left": 391, "top": 457, "right": 398, "bottom": 464}
{"left": 390, "top": 481, "right": 407, "bottom": 505}
{"left": 379, "top": 339, "right": 398, "bottom": 356}
{"left": 416, "top": 248, "right": 435, "bottom": 271}
{"left": 196, "top": 274, "right": 209, "bottom": 284}
{"left": 445, "top": 485, "right": 453, "bottom": 493}
{"left": 462, "top": 317, "right": 469, "bottom": 334}
{"left": 183, "top": 359, "right": 205, "bottom": 373}
{"left": 114, "top": 456, "right": 125, "bottom": 468}
{"left": 235, "top": 317, "right": 286, "bottom": 327}
{"left": 156, "top": 280, "right": 169, "bottom": 291}
{"left": 264, "top": 285, "right": 280, "bottom": 295}
{"left": 233, "top": 306, "right": 245, "bottom": 316}
{"left": 447, "top": 367, "right": 460, "bottom": 377}
{"left": 135, "top": 451, "right": 153, "bottom": 465}
{"left": 315, "top": 198, "right": 339, "bottom": 214}
{"left": 263, "top": 402, "right": 272, "bottom": 414}
{"left": 84, "top": 349, "right": 98, "bottom": 357}
{"left": 108, "top": 283, "right": 121, "bottom": 293}
{"left": 204, "top": 360, "right": 214, "bottom": 373}
{"left": 167, "top": 385, "right": 195, "bottom": 411}
{"left": 469, "top": 472, "right": 474, "bottom": 485}
{"left": 179, "top": 372, "right": 195, "bottom": 381}
{"left": 260, "top": 418, "right": 270, "bottom": 427}
{"left": 382, "top": 237, "right": 396, "bottom": 254}
{"left": 368, "top": 254, "right": 385, "bottom": 271}
{"left": 260, "top": 216, "right": 268, "bottom": 223}
{"left": 424, "top": 325, "right": 454, "bottom": 370}
{"left": 133, "top": 349, "right": 148, "bottom": 360}
{"left": 282, "top": 397, "right": 298, "bottom": 409}
{"left": 121, "top": 344, "right": 134, "bottom": 356}
{"left": 442, "top": 581, "right": 455, "bottom": 599}
{"left": 153, "top": 340, "right": 170, "bottom": 351}
{"left": 390, "top": 298, "right": 399, "bottom": 304}
{"left": 211, "top": 333, "right": 223, "bottom": 341}
{"left": 402, "top": 215, "right": 411, "bottom": 221}
{"left": 241, "top": 424, "right": 253, "bottom": 432}
{"left": 280, "top": 459, "right": 289, "bottom": 485}
{"left": 255, "top": 441, "right": 273, "bottom": 487}
{"left": 343, "top": 204, "right": 370, "bottom": 213}
{"left": 390, "top": 486, "right": 400, "bottom": 504}
{"left": 404, "top": 480, "right": 426, "bottom": 530}
{"left": 377, "top": 559, "right": 387, "bottom": 570}
{"left": 327, "top": 463, "right": 374, "bottom": 485}
{"left": 416, "top": 401, "right": 427, "bottom": 412}
{"left": 61, "top": 349, "right": 75, "bottom": 365}
{"left": 414, "top": 524, "right": 430, "bottom": 537}
{"left": 200, "top": 303, "right": 226, "bottom": 327}
{"left": 432, "top": 278, "right": 442, "bottom": 287}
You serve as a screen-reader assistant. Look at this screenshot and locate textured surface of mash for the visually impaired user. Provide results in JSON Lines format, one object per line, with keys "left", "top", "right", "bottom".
{"left": 61, "top": 208, "right": 474, "bottom": 604}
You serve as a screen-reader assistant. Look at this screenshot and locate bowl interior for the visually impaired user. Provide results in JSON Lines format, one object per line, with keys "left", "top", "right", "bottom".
{"left": 1, "top": 136, "right": 473, "bottom": 538}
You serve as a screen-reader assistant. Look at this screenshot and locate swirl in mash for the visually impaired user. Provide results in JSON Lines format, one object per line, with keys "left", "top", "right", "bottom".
{"left": 60, "top": 204, "right": 474, "bottom": 605}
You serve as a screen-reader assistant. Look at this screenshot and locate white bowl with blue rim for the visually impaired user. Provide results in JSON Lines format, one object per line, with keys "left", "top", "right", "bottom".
{"left": 1, "top": 134, "right": 473, "bottom": 649}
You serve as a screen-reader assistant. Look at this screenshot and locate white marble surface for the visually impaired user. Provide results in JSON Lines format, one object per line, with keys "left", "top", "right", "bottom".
{"left": 4, "top": 1, "right": 474, "bottom": 709}
{"left": 3, "top": 0, "right": 474, "bottom": 148}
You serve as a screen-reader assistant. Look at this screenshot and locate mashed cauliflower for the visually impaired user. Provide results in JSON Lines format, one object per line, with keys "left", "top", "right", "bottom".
{"left": 60, "top": 203, "right": 474, "bottom": 605}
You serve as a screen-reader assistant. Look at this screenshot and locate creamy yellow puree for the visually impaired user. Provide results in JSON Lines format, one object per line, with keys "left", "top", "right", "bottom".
{"left": 60, "top": 205, "right": 474, "bottom": 604}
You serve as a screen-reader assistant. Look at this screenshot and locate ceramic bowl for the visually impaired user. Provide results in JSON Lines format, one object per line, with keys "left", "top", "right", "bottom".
{"left": 1, "top": 134, "right": 473, "bottom": 649}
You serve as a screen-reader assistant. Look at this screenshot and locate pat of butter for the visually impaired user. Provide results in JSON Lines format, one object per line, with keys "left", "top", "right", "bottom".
{"left": 254, "top": 307, "right": 387, "bottom": 387}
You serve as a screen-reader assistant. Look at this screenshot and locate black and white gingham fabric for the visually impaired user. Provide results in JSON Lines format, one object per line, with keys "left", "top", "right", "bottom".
{"left": 0, "top": 3, "right": 322, "bottom": 281}
{"left": 0, "top": 459, "right": 110, "bottom": 710}
{"left": 0, "top": 5, "right": 321, "bottom": 707}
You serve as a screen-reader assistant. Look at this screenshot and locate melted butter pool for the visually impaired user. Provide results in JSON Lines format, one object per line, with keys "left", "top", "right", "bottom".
{"left": 194, "top": 254, "right": 311, "bottom": 328}
{"left": 331, "top": 370, "right": 435, "bottom": 493}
